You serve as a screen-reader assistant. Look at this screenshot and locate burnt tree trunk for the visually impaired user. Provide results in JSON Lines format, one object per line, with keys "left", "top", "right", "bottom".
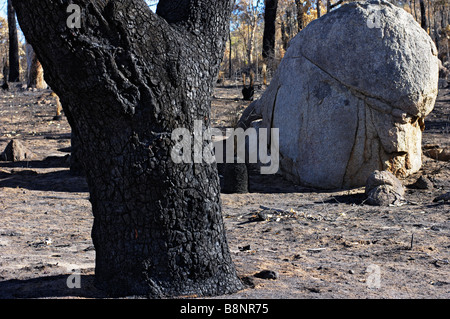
{"left": 7, "top": 0, "right": 20, "bottom": 82}
{"left": 262, "top": 0, "right": 278, "bottom": 85}
{"left": 420, "top": 0, "right": 427, "bottom": 31}
{"left": 13, "top": 0, "right": 243, "bottom": 297}
{"left": 316, "top": 0, "right": 321, "bottom": 18}
{"left": 262, "top": 0, "right": 278, "bottom": 61}
{"left": 295, "top": 0, "right": 305, "bottom": 32}
{"left": 26, "top": 43, "right": 47, "bottom": 89}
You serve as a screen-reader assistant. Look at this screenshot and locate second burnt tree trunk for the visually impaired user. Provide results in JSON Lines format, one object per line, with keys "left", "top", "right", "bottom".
{"left": 7, "top": 0, "right": 20, "bottom": 82}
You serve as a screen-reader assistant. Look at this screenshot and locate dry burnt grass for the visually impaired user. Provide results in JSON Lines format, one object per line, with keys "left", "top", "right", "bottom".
{"left": 0, "top": 81, "right": 448, "bottom": 299}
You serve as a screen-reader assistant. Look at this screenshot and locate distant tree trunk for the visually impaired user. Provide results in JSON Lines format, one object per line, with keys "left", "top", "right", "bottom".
{"left": 13, "top": 0, "right": 243, "bottom": 297}
{"left": 442, "top": 4, "right": 447, "bottom": 30}
{"left": 433, "top": 9, "right": 439, "bottom": 53}
{"left": 7, "top": 0, "right": 20, "bottom": 82}
{"left": 317, "top": 0, "right": 321, "bottom": 18}
{"left": 262, "top": 0, "right": 278, "bottom": 85}
{"left": 247, "top": 16, "right": 258, "bottom": 66}
{"left": 51, "top": 91, "right": 63, "bottom": 120}
{"left": 26, "top": 43, "right": 47, "bottom": 89}
{"left": 295, "top": 0, "right": 305, "bottom": 32}
{"left": 420, "top": 0, "right": 427, "bottom": 31}
{"left": 229, "top": 28, "right": 233, "bottom": 78}
{"left": 2, "top": 58, "right": 9, "bottom": 85}
{"left": 281, "top": 21, "right": 289, "bottom": 52}
{"left": 413, "top": 0, "right": 418, "bottom": 21}
{"left": 262, "top": 0, "right": 278, "bottom": 61}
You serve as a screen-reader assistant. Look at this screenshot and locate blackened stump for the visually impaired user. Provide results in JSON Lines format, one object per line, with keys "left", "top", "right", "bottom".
{"left": 223, "top": 162, "right": 249, "bottom": 194}
{"left": 13, "top": 0, "right": 243, "bottom": 297}
{"left": 242, "top": 72, "right": 255, "bottom": 101}
{"left": 242, "top": 85, "right": 255, "bottom": 101}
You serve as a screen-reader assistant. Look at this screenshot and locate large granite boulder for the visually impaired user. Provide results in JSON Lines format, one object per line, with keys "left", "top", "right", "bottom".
{"left": 239, "top": 0, "right": 439, "bottom": 189}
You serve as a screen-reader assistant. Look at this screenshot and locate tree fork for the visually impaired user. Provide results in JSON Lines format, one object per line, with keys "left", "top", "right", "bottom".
{"left": 13, "top": 0, "right": 243, "bottom": 297}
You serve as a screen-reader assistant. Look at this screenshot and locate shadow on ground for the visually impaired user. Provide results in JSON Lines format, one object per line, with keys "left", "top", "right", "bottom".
{"left": 0, "top": 170, "right": 88, "bottom": 193}
{"left": 0, "top": 155, "right": 88, "bottom": 193}
{"left": 0, "top": 275, "right": 107, "bottom": 299}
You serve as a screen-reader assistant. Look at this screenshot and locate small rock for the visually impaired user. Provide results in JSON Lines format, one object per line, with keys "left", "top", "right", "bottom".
{"left": 433, "top": 192, "right": 450, "bottom": 203}
{"left": 254, "top": 270, "right": 278, "bottom": 280}
{"left": 365, "top": 170, "right": 405, "bottom": 206}
{"left": 349, "top": 269, "right": 355, "bottom": 274}
{"left": 238, "top": 244, "right": 251, "bottom": 252}
{"left": 424, "top": 147, "right": 450, "bottom": 162}
{"left": 0, "top": 140, "right": 35, "bottom": 162}
{"left": 1, "top": 231, "right": 21, "bottom": 237}
{"left": 365, "top": 170, "right": 404, "bottom": 193}
{"left": 409, "top": 175, "right": 433, "bottom": 190}
{"left": 306, "top": 287, "right": 321, "bottom": 293}
{"left": 256, "top": 210, "right": 271, "bottom": 221}
{"left": 430, "top": 226, "right": 441, "bottom": 232}
{"left": 366, "top": 185, "right": 402, "bottom": 206}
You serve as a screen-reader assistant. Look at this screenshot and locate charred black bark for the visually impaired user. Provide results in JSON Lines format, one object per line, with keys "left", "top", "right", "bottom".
{"left": 69, "top": 130, "right": 84, "bottom": 176}
{"left": 13, "top": 0, "right": 243, "bottom": 297}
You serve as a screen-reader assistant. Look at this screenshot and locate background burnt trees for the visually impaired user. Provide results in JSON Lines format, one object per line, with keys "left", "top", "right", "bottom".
{"left": 235, "top": 0, "right": 263, "bottom": 67}
{"left": 7, "top": 0, "right": 19, "bottom": 82}
{"left": 12, "top": 0, "right": 243, "bottom": 297}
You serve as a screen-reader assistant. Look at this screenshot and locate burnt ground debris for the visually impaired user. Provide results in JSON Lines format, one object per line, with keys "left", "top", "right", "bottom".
{"left": 0, "top": 82, "right": 448, "bottom": 299}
